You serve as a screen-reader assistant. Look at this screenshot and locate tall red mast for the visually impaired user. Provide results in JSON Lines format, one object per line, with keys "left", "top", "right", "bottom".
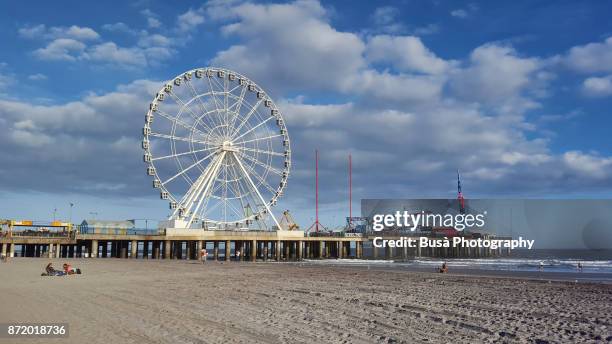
{"left": 349, "top": 154, "right": 352, "bottom": 228}
{"left": 315, "top": 149, "right": 319, "bottom": 232}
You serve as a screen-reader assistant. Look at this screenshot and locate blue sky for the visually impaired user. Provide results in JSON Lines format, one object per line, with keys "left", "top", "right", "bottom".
{"left": 1, "top": 0, "right": 612, "bottom": 235}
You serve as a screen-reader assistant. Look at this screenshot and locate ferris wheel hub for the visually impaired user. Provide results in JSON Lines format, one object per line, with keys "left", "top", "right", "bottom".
{"left": 221, "top": 140, "right": 238, "bottom": 152}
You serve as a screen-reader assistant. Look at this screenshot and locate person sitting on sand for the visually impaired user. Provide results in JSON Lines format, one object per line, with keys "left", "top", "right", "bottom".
{"left": 42, "top": 262, "right": 65, "bottom": 276}
{"left": 439, "top": 262, "right": 448, "bottom": 273}
{"left": 62, "top": 263, "right": 82, "bottom": 275}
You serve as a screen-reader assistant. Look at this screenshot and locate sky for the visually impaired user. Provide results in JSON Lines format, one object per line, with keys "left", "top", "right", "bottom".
{"left": 1, "top": 0, "right": 612, "bottom": 240}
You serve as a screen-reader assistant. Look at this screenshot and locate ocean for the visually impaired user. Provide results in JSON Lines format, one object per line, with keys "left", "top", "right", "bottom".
{"left": 304, "top": 249, "right": 612, "bottom": 283}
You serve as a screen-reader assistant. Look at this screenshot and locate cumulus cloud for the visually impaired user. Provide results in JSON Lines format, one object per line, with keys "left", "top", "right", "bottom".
{"left": 449, "top": 44, "right": 540, "bottom": 105}
{"left": 27, "top": 73, "right": 47, "bottom": 81}
{"left": 82, "top": 42, "right": 148, "bottom": 67}
{"left": 177, "top": 8, "right": 205, "bottom": 32}
{"left": 141, "top": 9, "right": 162, "bottom": 28}
{"left": 0, "top": 79, "right": 160, "bottom": 194}
{"left": 33, "top": 38, "right": 86, "bottom": 61}
{"left": 211, "top": 0, "right": 365, "bottom": 93}
{"left": 450, "top": 9, "right": 468, "bottom": 18}
{"left": 20, "top": 11, "right": 195, "bottom": 69}
{"left": 365, "top": 35, "right": 450, "bottom": 74}
{"left": 19, "top": 24, "right": 99, "bottom": 41}
{"left": 102, "top": 22, "right": 139, "bottom": 36}
{"left": 564, "top": 37, "right": 612, "bottom": 73}
{"left": 370, "top": 6, "right": 405, "bottom": 34}
{"left": 582, "top": 75, "right": 612, "bottom": 97}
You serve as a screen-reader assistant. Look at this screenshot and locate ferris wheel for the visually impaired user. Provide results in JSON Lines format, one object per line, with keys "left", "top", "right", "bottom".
{"left": 142, "top": 67, "right": 291, "bottom": 229}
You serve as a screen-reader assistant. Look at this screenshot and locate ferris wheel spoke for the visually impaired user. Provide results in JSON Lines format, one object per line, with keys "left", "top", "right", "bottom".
{"left": 162, "top": 150, "right": 219, "bottom": 186}
{"left": 152, "top": 146, "right": 216, "bottom": 162}
{"left": 200, "top": 180, "right": 225, "bottom": 222}
{"left": 234, "top": 134, "right": 283, "bottom": 146}
{"left": 184, "top": 80, "right": 222, "bottom": 134}
{"left": 222, "top": 155, "right": 229, "bottom": 223}
{"left": 227, "top": 154, "right": 267, "bottom": 216}
{"left": 173, "top": 155, "right": 218, "bottom": 218}
{"left": 232, "top": 152, "right": 282, "bottom": 229}
{"left": 230, "top": 98, "right": 265, "bottom": 139}
{"left": 232, "top": 115, "right": 274, "bottom": 142}
{"left": 222, "top": 76, "right": 230, "bottom": 138}
{"left": 156, "top": 109, "right": 209, "bottom": 137}
{"left": 234, "top": 153, "right": 278, "bottom": 195}
{"left": 240, "top": 147, "right": 284, "bottom": 157}
{"left": 205, "top": 76, "right": 225, "bottom": 133}
{"left": 148, "top": 132, "right": 217, "bottom": 146}
{"left": 223, "top": 188, "right": 244, "bottom": 220}
{"left": 168, "top": 90, "right": 218, "bottom": 135}
{"left": 187, "top": 151, "right": 226, "bottom": 227}
{"left": 227, "top": 161, "right": 249, "bottom": 215}
{"left": 238, "top": 151, "right": 282, "bottom": 176}
{"left": 228, "top": 83, "right": 248, "bottom": 135}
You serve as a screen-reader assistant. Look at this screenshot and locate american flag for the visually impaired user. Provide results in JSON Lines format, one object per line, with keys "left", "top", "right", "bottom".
{"left": 457, "top": 170, "right": 465, "bottom": 214}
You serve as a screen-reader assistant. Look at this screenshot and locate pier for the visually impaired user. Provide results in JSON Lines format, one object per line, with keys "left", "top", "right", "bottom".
{"left": 0, "top": 228, "right": 511, "bottom": 260}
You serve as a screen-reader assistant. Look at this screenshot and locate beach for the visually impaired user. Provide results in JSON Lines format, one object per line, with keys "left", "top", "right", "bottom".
{"left": 0, "top": 259, "right": 610, "bottom": 343}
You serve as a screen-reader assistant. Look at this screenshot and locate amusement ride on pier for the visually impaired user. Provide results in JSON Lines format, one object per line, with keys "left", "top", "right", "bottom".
{"left": 143, "top": 68, "right": 291, "bottom": 231}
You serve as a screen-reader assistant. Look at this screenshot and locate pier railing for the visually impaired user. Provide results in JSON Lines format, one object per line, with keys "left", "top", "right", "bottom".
{"left": 78, "top": 227, "right": 161, "bottom": 236}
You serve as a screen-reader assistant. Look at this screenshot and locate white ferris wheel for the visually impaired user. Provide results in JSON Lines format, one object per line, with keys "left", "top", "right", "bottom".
{"left": 142, "top": 67, "right": 291, "bottom": 230}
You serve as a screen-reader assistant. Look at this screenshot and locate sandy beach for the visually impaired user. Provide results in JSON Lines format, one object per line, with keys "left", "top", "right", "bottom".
{"left": 0, "top": 258, "right": 610, "bottom": 343}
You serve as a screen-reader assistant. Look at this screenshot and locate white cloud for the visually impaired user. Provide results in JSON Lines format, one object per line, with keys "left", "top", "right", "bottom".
{"left": 582, "top": 75, "right": 612, "bottom": 97}
{"left": 33, "top": 38, "right": 86, "bottom": 61}
{"left": 370, "top": 6, "right": 405, "bottom": 34}
{"left": 211, "top": 0, "right": 365, "bottom": 93}
{"left": 102, "top": 22, "right": 138, "bottom": 36}
{"left": 138, "top": 33, "right": 172, "bottom": 47}
{"left": 0, "top": 79, "right": 160, "bottom": 194}
{"left": 449, "top": 44, "right": 540, "bottom": 104}
{"left": 563, "top": 151, "right": 612, "bottom": 179}
{"left": 365, "top": 35, "right": 450, "bottom": 74}
{"left": 9, "top": 129, "right": 54, "bottom": 147}
{"left": 413, "top": 24, "right": 440, "bottom": 36}
{"left": 450, "top": 9, "right": 468, "bottom": 18}
{"left": 27, "top": 73, "right": 47, "bottom": 81}
{"left": 19, "top": 24, "right": 99, "bottom": 41}
{"left": 564, "top": 37, "right": 612, "bottom": 73}
{"left": 177, "top": 8, "right": 205, "bottom": 32}
{"left": 83, "top": 42, "right": 147, "bottom": 67}
{"left": 147, "top": 17, "right": 162, "bottom": 29}
{"left": 17, "top": 24, "right": 46, "bottom": 39}
{"left": 141, "top": 9, "right": 162, "bottom": 28}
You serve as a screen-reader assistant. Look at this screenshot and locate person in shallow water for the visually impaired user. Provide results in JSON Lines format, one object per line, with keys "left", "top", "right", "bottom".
{"left": 439, "top": 262, "right": 448, "bottom": 273}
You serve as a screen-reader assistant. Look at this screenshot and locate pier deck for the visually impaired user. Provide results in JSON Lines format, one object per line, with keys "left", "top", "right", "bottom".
{"left": 0, "top": 230, "right": 510, "bottom": 260}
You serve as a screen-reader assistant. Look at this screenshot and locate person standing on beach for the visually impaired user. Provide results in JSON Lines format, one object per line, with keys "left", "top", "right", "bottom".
{"left": 236, "top": 250, "right": 241, "bottom": 262}
{"left": 200, "top": 248, "right": 207, "bottom": 264}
